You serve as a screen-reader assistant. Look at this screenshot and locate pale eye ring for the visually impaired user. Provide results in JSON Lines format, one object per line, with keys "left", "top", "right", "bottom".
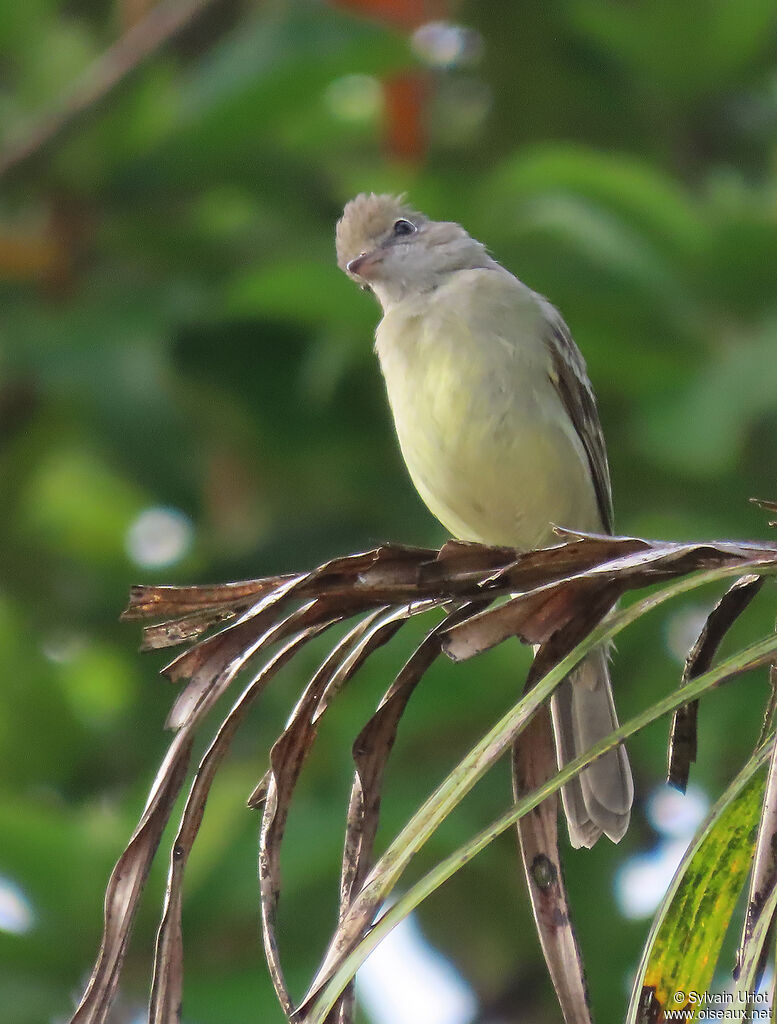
{"left": 392, "top": 218, "right": 416, "bottom": 237}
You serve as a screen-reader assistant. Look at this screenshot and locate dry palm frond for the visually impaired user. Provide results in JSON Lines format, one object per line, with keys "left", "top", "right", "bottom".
{"left": 71, "top": 525, "right": 777, "bottom": 1024}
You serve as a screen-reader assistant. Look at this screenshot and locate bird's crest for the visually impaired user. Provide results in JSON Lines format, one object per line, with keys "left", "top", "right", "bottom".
{"left": 335, "top": 192, "right": 423, "bottom": 271}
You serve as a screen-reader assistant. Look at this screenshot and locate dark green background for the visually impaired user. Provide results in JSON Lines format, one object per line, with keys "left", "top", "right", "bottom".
{"left": 2, "top": 1, "right": 777, "bottom": 1020}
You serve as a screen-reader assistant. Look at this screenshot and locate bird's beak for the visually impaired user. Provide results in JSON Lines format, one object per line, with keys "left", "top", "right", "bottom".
{"left": 346, "top": 250, "right": 383, "bottom": 279}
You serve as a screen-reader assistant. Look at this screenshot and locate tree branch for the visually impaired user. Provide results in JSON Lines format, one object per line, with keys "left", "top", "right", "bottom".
{"left": 0, "top": 0, "right": 225, "bottom": 185}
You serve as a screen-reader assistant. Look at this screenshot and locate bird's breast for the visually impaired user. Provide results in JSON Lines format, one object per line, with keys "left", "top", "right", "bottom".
{"left": 375, "top": 286, "right": 601, "bottom": 548}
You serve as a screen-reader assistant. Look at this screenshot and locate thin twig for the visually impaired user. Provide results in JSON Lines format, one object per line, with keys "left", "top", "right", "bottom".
{"left": 0, "top": 0, "right": 225, "bottom": 184}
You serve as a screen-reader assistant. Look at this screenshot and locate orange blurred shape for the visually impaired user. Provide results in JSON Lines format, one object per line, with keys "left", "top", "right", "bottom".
{"left": 331, "top": 0, "right": 450, "bottom": 162}
{"left": 383, "top": 73, "right": 427, "bottom": 161}
{"left": 0, "top": 233, "right": 65, "bottom": 283}
{"left": 0, "top": 198, "right": 88, "bottom": 294}
{"left": 332, "top": 0, "right": 448, "bottom": 30}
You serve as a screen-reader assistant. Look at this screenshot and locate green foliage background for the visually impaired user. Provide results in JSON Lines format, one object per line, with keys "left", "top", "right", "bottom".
{"left": 2, "top": 1, "right": 777, "bottom": 1020}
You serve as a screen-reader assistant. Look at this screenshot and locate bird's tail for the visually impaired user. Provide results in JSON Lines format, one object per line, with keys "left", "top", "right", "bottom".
{"left": 550, "top": 648, "right": 633, "bottom": 848}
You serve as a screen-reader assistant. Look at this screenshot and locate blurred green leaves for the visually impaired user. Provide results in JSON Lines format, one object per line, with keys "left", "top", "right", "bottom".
{"left": 2, "top": 0, "right": 777, "bottom": 1020}
{"left": 569, "top": 0, "right": 777, "bottom": 97}
{"left": 21, "top": 446, "right": 144, "bottom": 563}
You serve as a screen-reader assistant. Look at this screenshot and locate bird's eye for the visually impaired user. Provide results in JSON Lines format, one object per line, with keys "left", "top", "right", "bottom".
{"left": 392, "top": 218, "right": 416, "bottom": 237}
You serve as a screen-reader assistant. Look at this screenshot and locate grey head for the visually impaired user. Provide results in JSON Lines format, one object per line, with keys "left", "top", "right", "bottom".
{"left": 335, "top": 193, "right": 496, "bottom": 311}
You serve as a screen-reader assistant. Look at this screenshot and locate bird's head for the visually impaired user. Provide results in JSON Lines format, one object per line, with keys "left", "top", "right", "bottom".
{"left": 335, "top": 193, "right": 493, "bottom": 310}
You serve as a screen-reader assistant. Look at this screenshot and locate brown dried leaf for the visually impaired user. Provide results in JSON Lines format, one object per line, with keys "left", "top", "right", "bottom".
{"left": 150, "top": 623, "right": 333, "bottom": 1024}
{"left": 246, "top": 601, "right": 445, "bottom": 814}
{"left": 443, "top": 576, "right": 619, "bottom": 663}
{"left": 69, "top": 731, "right": 193, "bottom": 1024}
{"left": 72, "top": 601, "right": 343, "bottom": 1024}
{"left": 512, "top": 709, "right": 592, "bottom": 1024}
{"left": 299, "top": 544, "right": 436, "bottom": 602}
{"left": 126, "top": 544, "right": 434, "bottom": 649}
{"left": 485, "top": 535, "right": 648, "bottom": 591}
{"left": 157, "top": 548, "right": 447, "bottom": 733}
{"left": 351, "top": 550, "right": 441, "bottom": 592}
{"left": 503, "top": 539, "right": 776, "bottom": 591}
{"left": 668, "top": 575, "right": 765, "bottom": 791}
{"left": 127, "top": 544, "right": 414, "bottom": 626}
{"left": 99, "top": 529, "right": 777, "bottom": 1024}
{"left": 527, "top": 587, "right": 618, "bottom": 689}
{"left": 139, "top": 607, "right": 238, "bottom": 651}
{"left": 415, "top": 540, "right": 519, "bottom": 588}
{"left": 258, "top": 610, "right": 399, "bottom": 1016}
{"left": 751, "top": 497, "right": 777, "bottom": 527}
{"left": 247, "top": 768, "right": 271, "bottom": 810}
{"left": 164, "top": 591, "right": 368, "bottom": 730}
{"left": 443, "top": 542, "right": 776, "bottom": 663}
{"left": 259, "top": 598, "right": 449, "bottom": 1020}
{"left": 312, "top": 599, "right": 444, "bottom": 723}
{"left": 341, "top": 601, "right": 488, "bottom": 905}
{"left": 121, "top": 576, "right": 292, "bottom": 621}
{"left": 258, "top": 600, "right": 446, "bottom": 1013}
{"left": 332, "top": 601, "right": 489, "bottom": 1024}
{"left": 163, "top": 576, "right": 309, "bottom": 687}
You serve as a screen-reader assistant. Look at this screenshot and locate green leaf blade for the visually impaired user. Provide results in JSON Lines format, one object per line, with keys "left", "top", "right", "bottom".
{"left": 628, "top": 745, "right": 769, "bottom": 1023}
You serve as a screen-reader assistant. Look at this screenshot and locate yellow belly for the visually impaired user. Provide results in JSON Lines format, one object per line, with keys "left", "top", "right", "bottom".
{"left": 402, "top": 417, "right": 600, "bottom": 549}
{"left": 375, "top": 276, "right": 602, "bottom": 549}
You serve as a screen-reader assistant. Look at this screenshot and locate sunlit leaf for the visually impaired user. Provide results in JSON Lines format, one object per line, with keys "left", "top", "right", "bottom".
{"left": 628, "top": 744, "right": 769, "bottom": 1023}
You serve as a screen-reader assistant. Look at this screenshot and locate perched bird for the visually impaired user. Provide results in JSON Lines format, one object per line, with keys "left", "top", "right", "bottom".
{"left": 335, "top": 193, "right": 632, "bottom": 847}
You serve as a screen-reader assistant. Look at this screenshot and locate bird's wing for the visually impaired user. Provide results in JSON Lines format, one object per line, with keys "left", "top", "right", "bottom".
{"left": 412, "top": 268, "right": 614, "bottom": 534}
{"left": 541, "top": 304, "right": 614, "bottom": 533}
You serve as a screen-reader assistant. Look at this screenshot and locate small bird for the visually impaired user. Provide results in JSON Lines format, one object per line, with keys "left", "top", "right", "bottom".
{"left": 335, "top": 193, "right": 633, "bottom": 847}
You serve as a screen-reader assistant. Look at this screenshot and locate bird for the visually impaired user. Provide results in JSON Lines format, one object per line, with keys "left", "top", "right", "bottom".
{"left": 335, "top": 193, "right": 633, "bottom": 848}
